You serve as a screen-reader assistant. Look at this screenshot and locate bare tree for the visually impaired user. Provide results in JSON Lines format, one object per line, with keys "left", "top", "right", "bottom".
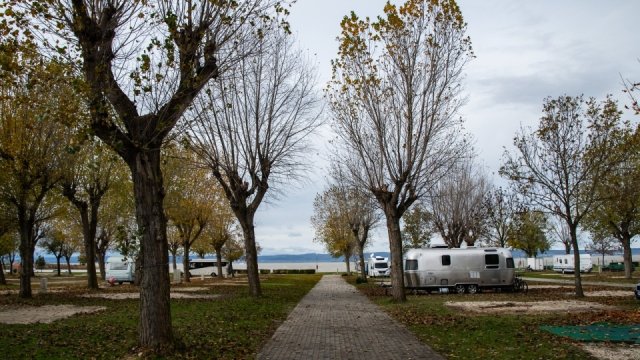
{"left": 548, "top": 216, "right": 572, "bottom": 254}
{"left": 586, "top": 235, "right": 620, "bottom": 271}
{"left": 9, "top": 0, "right": 286, "bottom": 349}
{"left": 484, "top": 187, "right": 520, "bottom": 248}
{"left": 326, "top": 0, "right": 472, "bottom": 301}
{"left": 501, "top": 95, "right": 621, "bottom": 297}
{"left": 430, "top": 160, "right": 490, "bottom": 248}
{"left": 187, "top": 26, "right": 321, "bottom": 297}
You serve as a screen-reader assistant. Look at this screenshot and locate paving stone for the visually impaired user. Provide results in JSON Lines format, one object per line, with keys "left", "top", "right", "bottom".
{"left": 258, "top": 275, "right": 443, "bottom": 360}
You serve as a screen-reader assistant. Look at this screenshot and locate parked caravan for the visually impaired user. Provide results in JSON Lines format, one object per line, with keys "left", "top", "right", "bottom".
{"left": 553, "top": 254, "right": 593, "bottom": 273}
{"left": 404, "top": 247, "right": 516, "bottom": 294}
{"left": 368, "top": 254, "right": 390, "bottom": 277}
{"left": 527, "top": 257, "right": 544, "bottom": 271}
{"left": 105, "top": 256, "right": 135, "bottom": 284}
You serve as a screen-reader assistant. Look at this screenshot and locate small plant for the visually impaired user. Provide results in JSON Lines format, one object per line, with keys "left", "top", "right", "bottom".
{"left": 356, "top": 276, "right": 367, "bottom": 284}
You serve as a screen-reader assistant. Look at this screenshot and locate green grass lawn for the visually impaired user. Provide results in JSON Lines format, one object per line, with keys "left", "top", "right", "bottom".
{"left": 0, "top": 274, "right": 321, "bottom": 359}
{"left": 351, "top": 277, "right": 640, "bottom": 360}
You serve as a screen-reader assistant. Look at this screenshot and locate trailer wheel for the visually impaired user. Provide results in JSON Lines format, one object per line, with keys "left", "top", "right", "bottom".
{"left": 455, "top": 284, "right": 466, "bottom": 294}
{"left": 210, "top": 272, "right": 217, "bottom": 277}
{"left": 467, "top": 284, "right": 478, "bottom": 294}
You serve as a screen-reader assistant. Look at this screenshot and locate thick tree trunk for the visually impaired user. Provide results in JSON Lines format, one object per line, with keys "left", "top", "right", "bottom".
{"left": 622, "top": 234, "right": 633, "bottom": 279}
{"left": 18, "top": 219, "right": 35, "bottom": 298}
{"left": 357, "top": 247, "right": 367, "bottom": 280}
{"left": 182, "top": 244, "right": 191, "bottom": 283}
{"left": 383, "top": 208, "right": 406, "bottom": 302}
{"left": 216, "top": 251, "right": 223, "bottom": 277}
{"left": 239, "top": 218, "right": 261, "bottom": 297}
{"left": 344, "top": 256, "right": 351, "bottom": 275}
{"left": 56, "top": 257, "right": 61, "bottom": 276}
{"left": 65, "top": 257, "right": 72, "bottom": 274}
{"left": 569, "top": 225, "right": 584, "bottom": 297}
{"left": 84, "top": 207, "right": 99, "bottom": 289}
{"left": 128, "top": 149, "right": 173, "bottom": 351}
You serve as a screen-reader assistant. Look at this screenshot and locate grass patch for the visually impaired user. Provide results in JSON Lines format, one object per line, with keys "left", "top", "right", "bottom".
{"left": 0, "top": 274, "right": 320, "bottom": 359}
{"left": 349, "top": 276, "right": 640, "bottom": 359}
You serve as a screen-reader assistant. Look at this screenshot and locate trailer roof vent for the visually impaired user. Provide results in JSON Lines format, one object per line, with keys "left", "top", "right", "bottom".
{"left": 484, "top": 249, "right": 497, "bottom": 252}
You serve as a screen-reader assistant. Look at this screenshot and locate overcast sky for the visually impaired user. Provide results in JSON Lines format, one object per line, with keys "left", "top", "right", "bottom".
{"left": 252, "top": 0, "right": 640, "bottom": 255}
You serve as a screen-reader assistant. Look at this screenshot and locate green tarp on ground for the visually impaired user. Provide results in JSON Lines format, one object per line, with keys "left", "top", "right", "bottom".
{"left": 540, "top": 323, "right": 640, "bottom": 343}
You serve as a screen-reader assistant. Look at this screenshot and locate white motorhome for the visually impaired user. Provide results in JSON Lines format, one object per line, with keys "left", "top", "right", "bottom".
{"left": 552, "top": 254, "right": 593, "bottom": 273}
{"left": 188, "top": 258, "right": 228, "bottom": 277}
{"left": 404, "top": 247, "right": 516, "bottom": 294}
{"left": 105, "top": 256, "right": 135, "bottom": 284}
{"left": 368, "top": 254, "right": 390, "bottom": 277}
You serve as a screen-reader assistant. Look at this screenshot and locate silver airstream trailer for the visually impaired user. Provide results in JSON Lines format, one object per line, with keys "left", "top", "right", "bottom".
{"left": 404, "top": 247, "right": 516, "bottom": 294}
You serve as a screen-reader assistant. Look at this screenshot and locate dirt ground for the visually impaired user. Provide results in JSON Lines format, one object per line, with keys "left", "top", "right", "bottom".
{"left": 445, "top": 299, "right": 614, "bottom": 314}
{"left": 581, "top": 343, "right": 640, "bottom": 360}
{"left": 0, "top": 304, "right": 106, "bottom": 324}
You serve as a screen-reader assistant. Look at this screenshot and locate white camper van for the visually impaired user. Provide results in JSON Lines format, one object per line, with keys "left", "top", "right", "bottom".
{"left": 105, "top": 256, "right": 135, "bottom": 284}
{"left": 404, "top": 247, "right": 516, "bottom": 294}
{"left": 187, "top": 258, "right": 228, "bottom": 277}
{"left": 553, "top": 254, "right": 593, "bottom": 273}
{"left": 368, "top": 254, "right": 390, "bottom": 277}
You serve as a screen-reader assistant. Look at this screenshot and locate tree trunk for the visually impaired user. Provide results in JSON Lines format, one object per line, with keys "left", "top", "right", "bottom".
{"left": 622, "top": 234, "right": 633, "bottom": 280}
{"left": 182, "top": 244, "right": 191, "bottom": 283}
{"left": 98, "top": 253, "right": 106, "bottom": 281}
{"left": 569, "top": 225, "right": 584, "bottom": 297}
{"left": 0, "top": 260, "right": 6, "bottom": 284}
{"left": 344, "top": 256, "right": 351, "bottom": 275}
{"left": 383, "top": 207, "right": 406, "bottom": 302}
{"left": 357, "top": 246, "right": 366, "bottom": 280}
{"left": 239, "top": 218, "right": 261, "bottom": 297}
{"left": 18, "top": 218, "right": 35, "bottom": 298}
{"left": 84, "top": 206, "right": 99, "bottom": 289}
{"left": 216, "top": 251, "right": 223, "bottom": 277}
{"left": 65, "top": 256, "right": 72, "bottom": 274}
{"left": 56, "top": 257, "right": 61, "bottom": 276}
{"left": 128, "top": 149, "right": 173, "bottom": 351}
{"left": 170, "top": 251, "right": 177, "bottom": 271}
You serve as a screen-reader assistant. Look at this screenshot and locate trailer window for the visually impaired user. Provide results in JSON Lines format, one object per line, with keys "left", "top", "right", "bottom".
{"left": 405, "top": 259, "right": 418, "bottom": 271}
{"left": 109, "top": 262, "right": 128, "bottom": 271}
{"left": 485, "top": 254, "right": 499, "bottom": 269}
{"left": 506, "top": 258, "right": 514, "bottom": 269}
{"left": 442, "top": 255, "right": 451, "bottom": 266}
{"left": 374, "top": 263, "right": 388, "bottom": 269}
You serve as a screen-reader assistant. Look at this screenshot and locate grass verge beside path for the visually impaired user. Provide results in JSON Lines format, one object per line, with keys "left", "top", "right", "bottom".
{"left": 349, "top": 277, "right": 640, "bottom": 360}
{"left": 0, "top": 274, "right": 321, "bottom": 359}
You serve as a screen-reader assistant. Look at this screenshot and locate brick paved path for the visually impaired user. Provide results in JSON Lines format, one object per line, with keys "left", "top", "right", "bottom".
{"left": 257, "top": 275, "right": 443, "bottom": 360}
